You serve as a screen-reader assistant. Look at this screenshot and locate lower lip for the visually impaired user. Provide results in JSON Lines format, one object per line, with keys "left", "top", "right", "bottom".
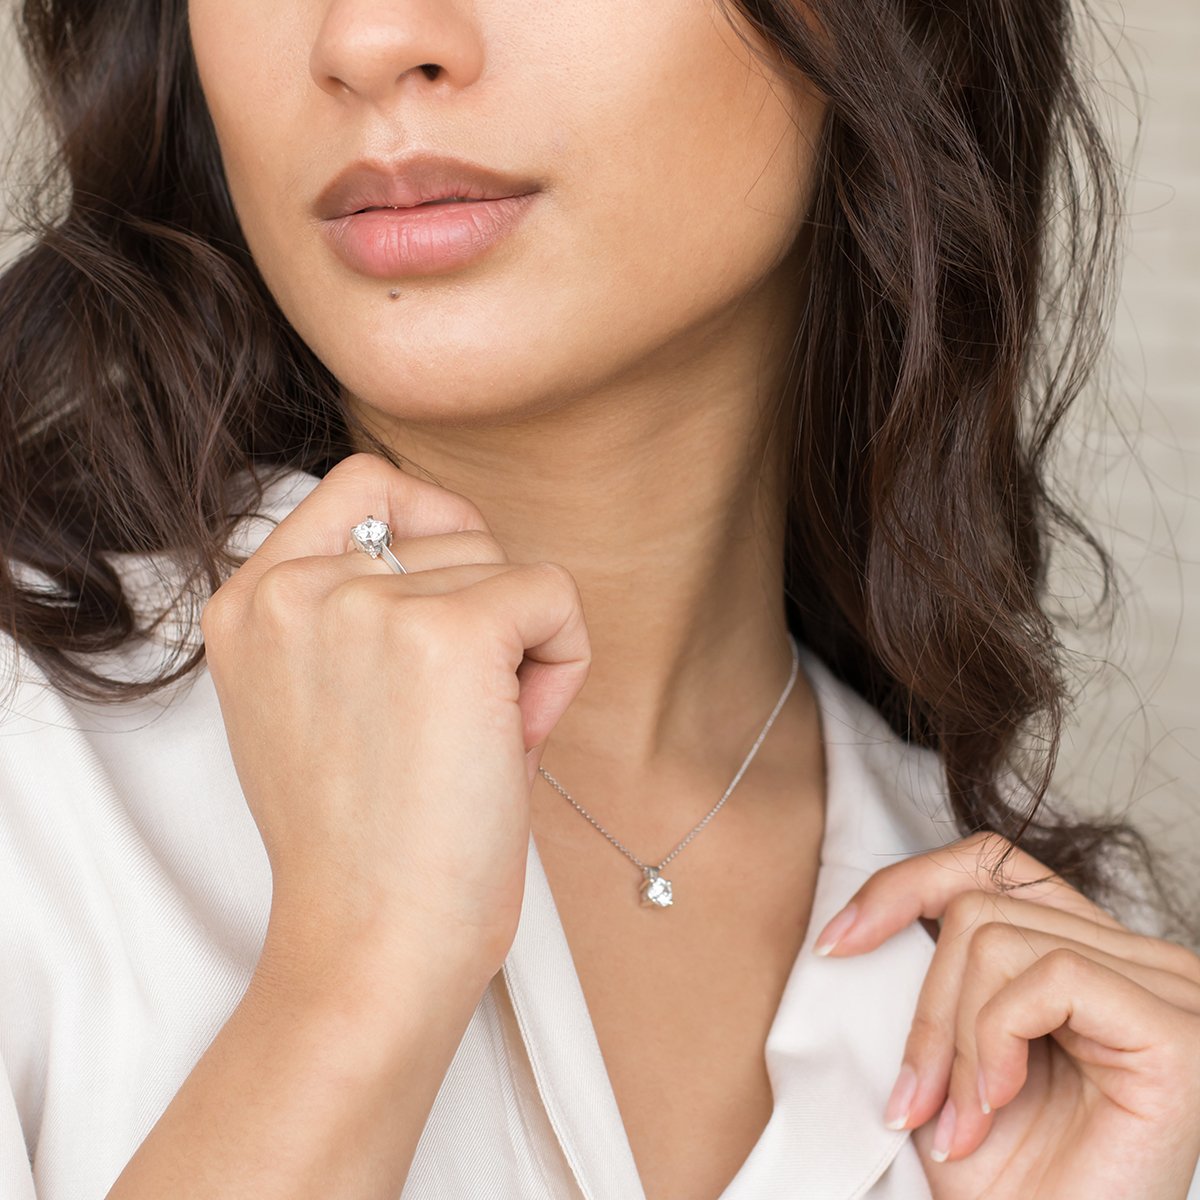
{"left": 320, "top": 193, "right": 539, "bottom": 279}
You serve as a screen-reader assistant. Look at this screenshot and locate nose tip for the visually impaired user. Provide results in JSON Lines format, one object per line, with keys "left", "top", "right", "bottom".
{"left": 309, "top": 2, "right": 483, "bottom": 105}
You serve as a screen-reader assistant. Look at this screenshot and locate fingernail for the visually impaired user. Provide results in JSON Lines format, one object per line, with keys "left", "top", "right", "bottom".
{"left": 883, "top": 1062, "right": 918, "bottom": 1130}
{"left": 813, "top": 903, "right": 858, "bottom": 955}
{"left": 930, "top": 1097, "right": 956, "bottom": 1163}
{"left": 977, "top": 1065, "right": 991, "bottom": 1115}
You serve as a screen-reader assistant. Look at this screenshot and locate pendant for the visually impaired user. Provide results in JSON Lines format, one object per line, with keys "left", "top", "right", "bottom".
{"left": 640, "top": 866, "right": 673, "bottom": 908}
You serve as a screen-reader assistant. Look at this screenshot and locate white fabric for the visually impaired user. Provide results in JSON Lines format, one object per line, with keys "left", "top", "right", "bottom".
{"left": 0, "top": 464, "right": 1194, "bottom": 1200}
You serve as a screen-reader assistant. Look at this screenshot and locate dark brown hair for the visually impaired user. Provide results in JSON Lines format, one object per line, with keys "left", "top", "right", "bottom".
{"left": 1, "top": 0, "right": 1190, "bottom": 938}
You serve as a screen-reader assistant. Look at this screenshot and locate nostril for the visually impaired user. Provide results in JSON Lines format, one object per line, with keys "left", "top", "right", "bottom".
{"left": 420, "top": 63, "right": 441, "bottom": 81}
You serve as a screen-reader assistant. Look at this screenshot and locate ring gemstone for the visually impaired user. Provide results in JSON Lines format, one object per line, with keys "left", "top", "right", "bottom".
{"left": 350, "top": 515, "right": 391, "bottom": 558}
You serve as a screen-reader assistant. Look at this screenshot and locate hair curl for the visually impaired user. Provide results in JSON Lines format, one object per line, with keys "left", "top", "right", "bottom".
{"left": 0, "top": 0, "right": 1191, "bottom": 940}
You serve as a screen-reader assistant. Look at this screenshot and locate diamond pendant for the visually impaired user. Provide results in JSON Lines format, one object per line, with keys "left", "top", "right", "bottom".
{"left": 640, "top": 866, "right": 673, "bottom": 908}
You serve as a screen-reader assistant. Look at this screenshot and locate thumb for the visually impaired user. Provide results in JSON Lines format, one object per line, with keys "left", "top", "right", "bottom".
{"left": 515, "top": 652, "right": 589, "bottom": 751}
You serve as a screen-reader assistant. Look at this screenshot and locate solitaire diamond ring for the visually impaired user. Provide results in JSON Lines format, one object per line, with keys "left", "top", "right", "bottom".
{"left": 349, "top": 515, "right": 409, "bottom": 574}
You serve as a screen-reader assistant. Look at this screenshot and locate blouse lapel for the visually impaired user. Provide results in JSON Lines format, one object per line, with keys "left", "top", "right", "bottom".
{"left": 719, "top": 647, "right": 953, "bottom": 1197}
{"left": 499, "top": 829, "right": 648, "bottom": 1200}
{"left": 498, "top": 643, "right": 955, "bottom": 1200}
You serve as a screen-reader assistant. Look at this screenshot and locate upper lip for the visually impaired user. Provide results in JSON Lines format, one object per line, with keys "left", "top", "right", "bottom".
{"left": 315, "top": 151, "right": 541, "bottom": 220}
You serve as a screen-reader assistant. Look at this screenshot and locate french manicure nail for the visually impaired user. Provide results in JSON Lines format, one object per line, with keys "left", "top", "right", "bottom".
{"left": 977, "top": 1066, "right": 991, "bottom": 1115}
{"left": 883, "top": 1062, "right": 918, "bottom": 1130}
{"left": 930, "top": 1097, "right": 956, "bottom": 1163}
{"left": 813, "top": 902, "right": 858, "bottom": 955}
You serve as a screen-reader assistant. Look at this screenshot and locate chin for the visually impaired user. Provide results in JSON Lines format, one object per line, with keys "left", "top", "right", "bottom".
{"left": 335, "top": 358, "right": 563, "bottom": 430}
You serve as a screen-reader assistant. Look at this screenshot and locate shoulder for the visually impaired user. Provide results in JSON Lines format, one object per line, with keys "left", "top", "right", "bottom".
{"left": 797, "top": 643, "right": 1173, "bottom": 939}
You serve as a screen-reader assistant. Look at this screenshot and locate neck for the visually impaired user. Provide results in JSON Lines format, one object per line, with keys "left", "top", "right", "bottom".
{"left": 344, "top": 277, "right": 815, "bottom": 826}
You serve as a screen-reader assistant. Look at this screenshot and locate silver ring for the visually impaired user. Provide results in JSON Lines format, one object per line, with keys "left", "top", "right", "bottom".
{"left": 349, "top": 515, "right": 408, "bottom": 574}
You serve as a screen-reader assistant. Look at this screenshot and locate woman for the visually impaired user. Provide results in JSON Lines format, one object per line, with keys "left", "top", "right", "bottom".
{"left": 0, "top": 0, "right": 1197, "bottom": 1197}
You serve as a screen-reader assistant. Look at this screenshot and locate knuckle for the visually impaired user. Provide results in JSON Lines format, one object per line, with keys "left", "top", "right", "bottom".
{"left": 943, "top": 889, "right": 992, "bottom": 935}
{"left": 391, "top": 594, "right": 465, "bottom": 655}
{"left": 328, "top": 581, "right": 460, "bottom": 660}
{"left": 328, "top": 453, "right": 492, "bottom": 536}
{"left": 326, "top": 451, "right": 395, "bottom": 486}
{"left": 528, "top": 558, "right": 578, "bottom": 594}
{"left": 251, "top": 559, "right": 305, "bottom": 627}
{"left": 1039, "top": 945, "right": 1088, "bottom": 979}
{"left": 327, "top": 574, "right": 382, "bottom": 625}
{"left": 968, "top": 919, "right": 1017, "bottom": 960}
{"left": 442, "top": 490, "right": 490, "bottom": 533}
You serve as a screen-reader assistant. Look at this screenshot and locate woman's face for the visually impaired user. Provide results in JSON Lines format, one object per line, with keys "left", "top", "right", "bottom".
{"left": 188, "top": 0, "right": 828, "bottom": 426}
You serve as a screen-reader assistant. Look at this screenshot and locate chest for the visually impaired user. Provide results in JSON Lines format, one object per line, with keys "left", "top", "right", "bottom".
{"left": 531, "top": 782, "right": 825, "bottom": 1200}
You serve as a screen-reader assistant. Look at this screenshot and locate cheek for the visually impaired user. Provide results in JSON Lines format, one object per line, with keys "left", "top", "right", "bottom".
{"left": 524, "top": 4, "right": 822, "bottom": 361}
{"left": 631, "top": 89, "right": 815, "bottom": 313}
{"left": 188, "top": 3, "right": 314, "bottom": 259}
{"left": 610, "top": 7, "right": 820, "bottom": 268}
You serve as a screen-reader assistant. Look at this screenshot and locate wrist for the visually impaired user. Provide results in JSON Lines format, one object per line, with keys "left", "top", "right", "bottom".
{"left": 256, "top": 893, "right": 506, "bottom": 1015}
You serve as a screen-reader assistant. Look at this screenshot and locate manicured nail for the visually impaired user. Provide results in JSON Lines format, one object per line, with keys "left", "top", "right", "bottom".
{"left": 813, "top": 903, "right": 858, "bottom": 955}
{"left": 930, "top": 1097, "right": 956, "bottom": 1163}
{"left": 977, "top": 1065, "right": 991, "bottom": 1115}
{"left": 883, "top": 1062, "right": 918, "bottom": 1130}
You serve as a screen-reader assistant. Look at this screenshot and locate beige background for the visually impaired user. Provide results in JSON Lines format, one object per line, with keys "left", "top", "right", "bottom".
{"left": 1, "top": 3, "right": 1197, "bottom": 919}
{"left": 1054, "top": 0, "right": 1200, "bottom": 919}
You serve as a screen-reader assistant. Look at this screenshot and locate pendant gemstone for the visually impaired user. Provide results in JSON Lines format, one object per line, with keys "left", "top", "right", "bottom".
{"left": 640, "top": 867, "right": 673, "bottom": 908}
{"left": 350, "top": 515, "right": 391, "bottom": 558}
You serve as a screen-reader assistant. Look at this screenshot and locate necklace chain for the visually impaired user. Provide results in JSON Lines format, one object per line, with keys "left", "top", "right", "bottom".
{"left": 537, "top": 633, "right": 801, "bottom": 879}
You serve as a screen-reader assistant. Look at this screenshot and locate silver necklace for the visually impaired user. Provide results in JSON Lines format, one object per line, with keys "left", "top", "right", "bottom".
{"left": 537, "top": 632, "right": 801, "bottom": 909}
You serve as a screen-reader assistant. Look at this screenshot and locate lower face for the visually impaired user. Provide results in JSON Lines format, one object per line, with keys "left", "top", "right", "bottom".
{"left": 188, "top": 0, "right": 829, "bottom": 427}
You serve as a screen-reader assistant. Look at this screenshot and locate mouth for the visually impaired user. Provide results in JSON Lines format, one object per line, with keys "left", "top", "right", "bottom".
{"left": 351, "top": 197, "right": 492, "bottom": 214}
{"left": 315, "top": 152, "right": 542, "bottom": 222}
{"left": 313, "top": 151, "right": 543, "bottom": 278}
{"left": 320, "top": 192, "right": 540, "bottom": 279}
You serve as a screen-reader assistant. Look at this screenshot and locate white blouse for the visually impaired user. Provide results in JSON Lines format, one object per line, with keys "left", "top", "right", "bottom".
{"left": 0, "top": 465, "right": 1188, "bottom": 1200}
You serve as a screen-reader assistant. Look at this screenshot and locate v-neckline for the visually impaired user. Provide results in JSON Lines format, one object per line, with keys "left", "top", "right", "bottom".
{"left": 497, "top": 644, "right": 942, "bottom": 1200}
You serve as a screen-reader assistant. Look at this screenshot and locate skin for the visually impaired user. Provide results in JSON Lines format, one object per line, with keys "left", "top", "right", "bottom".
{"left": 188, "top": 0, "right": 829, "bottom": 827}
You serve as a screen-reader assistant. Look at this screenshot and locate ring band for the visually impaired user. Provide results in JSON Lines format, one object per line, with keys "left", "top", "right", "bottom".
{"left": 349, "top": 515, "right": 408, "bottom": 574}
{"left": 376, "top": 543, "right": 408, "bottom": 574}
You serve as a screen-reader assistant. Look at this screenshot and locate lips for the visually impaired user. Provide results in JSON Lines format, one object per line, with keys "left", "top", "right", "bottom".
{"left": 315, "top": 151, "right": 542, "bottom": 221}
{"left": 357, "top": 198, "right": 471, "bottom": 212}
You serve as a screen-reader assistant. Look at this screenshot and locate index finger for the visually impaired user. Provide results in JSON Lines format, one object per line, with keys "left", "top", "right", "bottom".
{"left": 815, "top": 831, "right": 1128, "bottom": 956}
